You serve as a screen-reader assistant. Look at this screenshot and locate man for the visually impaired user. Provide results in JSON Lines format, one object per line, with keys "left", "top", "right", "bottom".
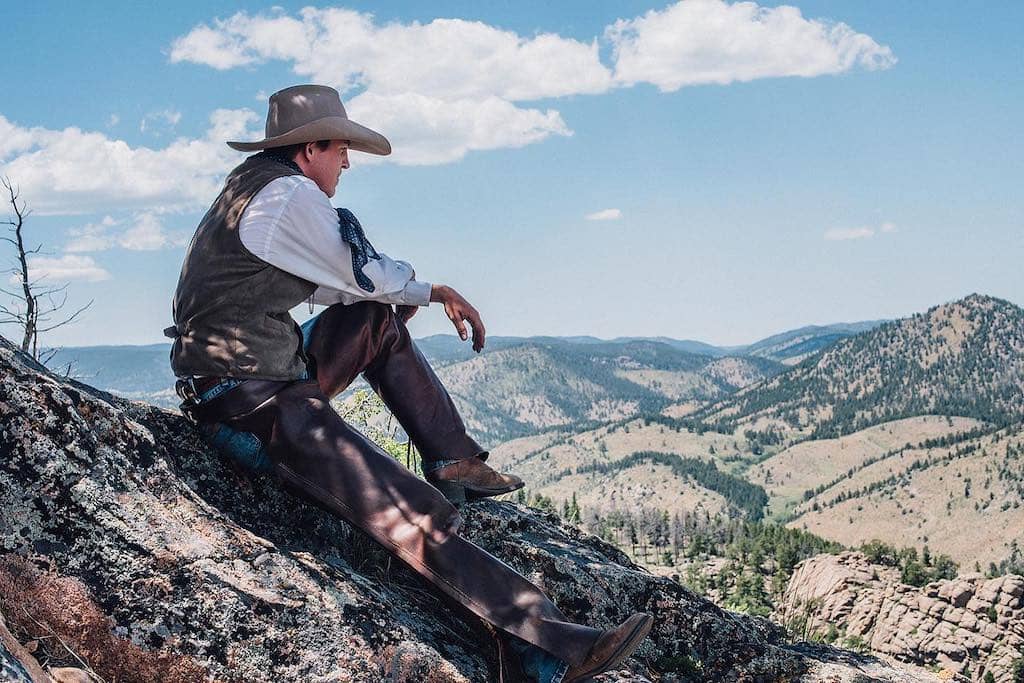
{"left": 166, "top": 84, "right": 652, "bottom": 682}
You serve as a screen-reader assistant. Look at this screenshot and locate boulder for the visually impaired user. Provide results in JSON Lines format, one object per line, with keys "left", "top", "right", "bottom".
{"left": 780, "top": 553, "right": 1024, "bottom": 683}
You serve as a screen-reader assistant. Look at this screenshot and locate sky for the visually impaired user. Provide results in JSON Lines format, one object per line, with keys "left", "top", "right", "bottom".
{"left": 1, "top": 0, "right": 1021, "bottom": 348}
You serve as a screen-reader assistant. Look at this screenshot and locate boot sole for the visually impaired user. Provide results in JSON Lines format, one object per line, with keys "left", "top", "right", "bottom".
{"left": 428, "top": 479, "right": 524, "bottom": 504}
{"left": 565, "top": 615, "right": 654, "bottom": 683}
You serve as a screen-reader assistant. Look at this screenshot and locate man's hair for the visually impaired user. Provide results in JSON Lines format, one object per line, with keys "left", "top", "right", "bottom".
{"left": 269, "top": 139, "right": 332, "bottom": 161}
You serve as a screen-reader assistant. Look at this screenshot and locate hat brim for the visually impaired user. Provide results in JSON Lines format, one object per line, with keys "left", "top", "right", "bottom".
{"left": 227, "top": 116, "right": 391, "bottom": 156}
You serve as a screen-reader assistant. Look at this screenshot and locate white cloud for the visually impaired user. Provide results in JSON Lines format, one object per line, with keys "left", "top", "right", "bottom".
{"left": 0, "top": 116, "right": 40, "bottom": 159}
{"left": 107, "top": 114, "right": 119, "bottom": 128}
{"left": 348, "top": 92, "right": 570, "bottom": 165}
{"left": 65, "top": 215, "right": 119, "bottom": 252}
{"left": 170, "top": 8, "right": 612, "bottom": 101}
{"left": 0, "top": 2, "right": 897, "bottom": 220}
{"left": 168, "top": 23, "right": 257, "bottom": 70}
{"left": 169, "top": 8, "right": 604, "bottom": 164}
{"left": 585, "top": 208, "right": 623, "bottom": 221}
{"left": 606, "top": 0, "right": 896, "bottom": 91}
{"left": 0, "top": 109, "right": 260, "bottom": 215}
{"left": 20, "top": 255, "right": 111, "bottom": 282}
{"left": 66, "top": 213, "right": 189, "bottom": 252}
{"left": 140, "top": 109, "right": 182, "bottom": 135}
{"left": 823, "top": 222, "right": 895, "bottom": 241}
{"left": 167, "top": 3, "right": 892, "bottom": 165}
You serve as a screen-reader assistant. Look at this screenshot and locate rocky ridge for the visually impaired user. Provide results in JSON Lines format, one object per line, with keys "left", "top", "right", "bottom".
{"left": 0, "top": 335, "right": 932, "bottom": 681}
{"left": 778, "top": 552, "right": 1024, "bottom": 682}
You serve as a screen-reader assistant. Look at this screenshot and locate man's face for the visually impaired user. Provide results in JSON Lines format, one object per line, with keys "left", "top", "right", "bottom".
{"left": 305, "top": 140, "right": 350, "bottom": 197}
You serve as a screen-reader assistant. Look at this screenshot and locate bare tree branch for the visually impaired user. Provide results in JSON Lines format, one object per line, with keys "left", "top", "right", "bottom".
{"left": 37, "top": 299, "right": 92, "bottom": 333}
{"left": 2, "top": 175, "right": 91, "bottom": 362}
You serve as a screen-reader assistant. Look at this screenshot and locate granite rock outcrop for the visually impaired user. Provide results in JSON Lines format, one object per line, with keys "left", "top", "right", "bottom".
{"left": 779, "top": 552, "right": 1024, "bottom": 682}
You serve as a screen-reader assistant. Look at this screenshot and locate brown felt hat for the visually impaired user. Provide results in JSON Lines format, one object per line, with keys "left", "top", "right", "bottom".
{"left": 227, "top": 84, "right": 391, "bottom": 156}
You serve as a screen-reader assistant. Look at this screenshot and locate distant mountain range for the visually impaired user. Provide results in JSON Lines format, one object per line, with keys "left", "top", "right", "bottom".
{"left": 694, "top": 293, "right": 1024, "bottom": 439}
{"left": 41, "top": 319, "right": 886, "bottom": 414}
{"left": 486, "top": 293, "right": 1024, "bottom": 573}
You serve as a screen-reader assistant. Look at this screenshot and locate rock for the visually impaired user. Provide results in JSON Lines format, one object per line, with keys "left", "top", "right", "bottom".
{"left": 779, "top": 552, "right": 1024, "bottom": 682}
{"left": 0, "top": 336, "right": 929, "bottom": 681}
{"left": 0, "top": 611, "right": 50, "bottom": 683}
{"left": 937, "top": 581, "right": 973, "bottom": 608}
{"left": 48, "top": 669, "right": 93, "bottom": 683}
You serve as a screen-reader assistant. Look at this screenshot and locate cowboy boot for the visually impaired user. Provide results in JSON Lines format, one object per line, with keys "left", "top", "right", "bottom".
{"left": 425, "top": 455, "right": 524, "bottom": 503}
{"left": 563, "top": 613, "right": 654, "bottom": 683}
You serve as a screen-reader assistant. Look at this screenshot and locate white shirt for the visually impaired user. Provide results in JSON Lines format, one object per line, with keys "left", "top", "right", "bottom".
{"left": 238, "top": 175, "right": 432, "bottom": 307}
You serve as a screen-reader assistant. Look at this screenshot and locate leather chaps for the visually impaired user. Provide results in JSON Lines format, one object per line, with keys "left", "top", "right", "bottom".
{"left": 214, "top": 302, "right": 601, "bottom": 666}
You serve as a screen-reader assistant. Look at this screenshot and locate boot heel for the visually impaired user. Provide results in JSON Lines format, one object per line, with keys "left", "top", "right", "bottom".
{"left": 430, "top": 479, "right": 467, "bottom": 505}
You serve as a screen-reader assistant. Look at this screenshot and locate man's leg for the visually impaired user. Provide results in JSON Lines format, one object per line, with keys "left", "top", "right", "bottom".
{"left": 222, "top": 380, "right": 603, "bottom": 667}
{"left": 303, "top": 301, "right": 482, "bottom": 463}
{"left": 302, "top": 302, "right": 522, "bottom": 500}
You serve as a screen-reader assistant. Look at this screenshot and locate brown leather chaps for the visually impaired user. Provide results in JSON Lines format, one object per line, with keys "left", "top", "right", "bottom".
{"left": 217, "top": 302, "right": 601, "bottom": 666}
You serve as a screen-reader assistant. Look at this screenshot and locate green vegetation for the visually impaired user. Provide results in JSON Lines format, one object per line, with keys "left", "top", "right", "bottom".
{"left": 859, "top": 539, "right": 957, "bottom": 587}
{"left": 987, "top": 541, "right": 1024, "bottom": 577}
{"left": 685, "top": 295, "right": 1024, "bottom": 438}
{"left": 1011, "top": 657, "right": 1024, "bottom": 683}
{"left": 576, "top": 451, "right": 769, "bottom": 520}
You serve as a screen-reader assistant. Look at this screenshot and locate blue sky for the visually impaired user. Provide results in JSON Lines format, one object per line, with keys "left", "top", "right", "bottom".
{"left": 1, "top": 1, "right": 1021, "bottom": 348}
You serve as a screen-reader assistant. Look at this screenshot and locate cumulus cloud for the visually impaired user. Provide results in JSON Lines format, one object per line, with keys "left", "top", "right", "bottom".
{"left": 170, "top": 8, "right": 612, "bottom": 101}
{"left": 66, "top": 212, "right": 189, "bottom": 252}
{"left": 19, "top": 255, "right": 111, "bottom": 283}
{"left": 607, "top": 0, "right": 896, "bottom": 91}
{"left": 585, "top": 208, "right": 623, "bottom": 221}
{"left": 140, "top": 109, "right": 182, "bottom": 135}
{"left": 0, "top": 2, "right": 897, "bottom": 218}
{"left": 348, "top": 92, "right": 570, "bottom": 165}
{"left": 0, "top": 109, "right": 260, "bottom": 215}
{"left": 168, "top": 3, "right": 893, "bottom": 164}
{"left": 824, "top": 222, "right": 896, "bottom": 241}
{"left": 170, "top": 8, "right": 597, "bottom": 163}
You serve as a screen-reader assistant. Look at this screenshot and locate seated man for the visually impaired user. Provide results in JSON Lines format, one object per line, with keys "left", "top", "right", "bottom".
{"left": 165, "top": 84, "right": 652, "bottom": 682}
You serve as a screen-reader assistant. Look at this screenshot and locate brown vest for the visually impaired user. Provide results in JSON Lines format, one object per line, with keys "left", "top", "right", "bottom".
{"left": 167, "top": 155, "right": 317, "bottom": 380}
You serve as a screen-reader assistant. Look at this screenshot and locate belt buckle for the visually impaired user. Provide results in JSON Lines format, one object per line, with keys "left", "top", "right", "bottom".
{"left": 175, "top": 376, "right": 201, "bottom": 405}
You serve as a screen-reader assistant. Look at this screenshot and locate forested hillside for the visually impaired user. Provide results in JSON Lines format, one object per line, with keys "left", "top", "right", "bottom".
{"left": 692, "top": 294, "right": 1024, "bottom": 439}
{"left": 437, "top": 340, "right": 782, "bottom": 442}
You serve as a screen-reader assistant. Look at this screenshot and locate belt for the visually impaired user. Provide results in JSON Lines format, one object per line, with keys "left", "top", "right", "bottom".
{"left": 176, "top": 376, "right": 298, "bottom": 424}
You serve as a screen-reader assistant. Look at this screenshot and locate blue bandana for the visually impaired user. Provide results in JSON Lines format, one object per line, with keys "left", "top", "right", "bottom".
{"left": 336, "top": 208, "right": 380, "bottom": 293}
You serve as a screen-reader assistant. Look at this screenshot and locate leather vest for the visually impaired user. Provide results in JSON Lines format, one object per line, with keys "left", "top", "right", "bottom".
{"left": 166, "top": 155, "right": 317, "bottom": 380}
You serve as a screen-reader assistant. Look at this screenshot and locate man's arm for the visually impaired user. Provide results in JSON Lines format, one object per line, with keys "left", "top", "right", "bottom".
{"left": 241, "top": 175, "right": 486, "bottom": 351}
{"left": 241, "top": 175, "right": 430, "bottom": 307}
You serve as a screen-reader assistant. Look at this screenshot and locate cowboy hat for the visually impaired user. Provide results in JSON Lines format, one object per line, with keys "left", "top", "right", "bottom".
{"left": 227, "top": 84, "right": 391, "bottom": 156}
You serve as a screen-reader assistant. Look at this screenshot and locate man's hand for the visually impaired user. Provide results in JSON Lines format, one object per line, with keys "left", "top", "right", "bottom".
{"left": 431, "top": 284, "right": 486, "bottom": 352}
{"left": 395, "top": 305, "right": 418, "bottom": 324}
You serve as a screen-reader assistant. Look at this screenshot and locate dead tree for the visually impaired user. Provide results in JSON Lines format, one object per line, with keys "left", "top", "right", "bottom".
{"left": 1, "top": 176, "right": 92, "bottom": 363}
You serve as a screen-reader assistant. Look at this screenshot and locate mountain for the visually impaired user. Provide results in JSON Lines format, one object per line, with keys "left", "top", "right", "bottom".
{"left": 693, "top": 294, "right": 1024, "bottom": 439}
{"left": 0, "top": 335, "right": 924, "bottom": 682}
{"left": 43, "top": 343, "right": 178, "bottom": 407}
{"left": 739, "top": 320, "right": 889, "bottom": 365}
{"left": 767, "top": 419, "right": 1024, "bottom": 568}
{"left": 436, "top": 340, "right": 783, "bottom": 443}
{"left": 36, "top": 318, "right": 877, "bottom": 411}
